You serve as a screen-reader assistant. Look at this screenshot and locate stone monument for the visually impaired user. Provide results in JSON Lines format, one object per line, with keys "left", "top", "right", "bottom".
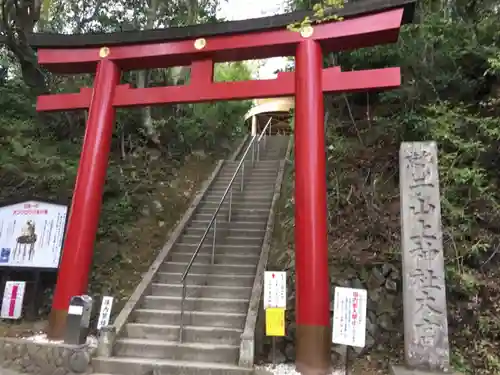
{"left": 391, "top": 141, "right": 452, "bottom": 375}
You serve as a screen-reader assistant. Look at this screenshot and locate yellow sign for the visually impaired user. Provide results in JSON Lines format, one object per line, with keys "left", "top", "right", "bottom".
{"left": 265, "top": 308, "right": 285, "bottom": 336}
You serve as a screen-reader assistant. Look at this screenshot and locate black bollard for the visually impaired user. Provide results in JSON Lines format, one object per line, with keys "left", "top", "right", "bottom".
{"left": 64, "top": 295, "right": 93, "bottom": 345}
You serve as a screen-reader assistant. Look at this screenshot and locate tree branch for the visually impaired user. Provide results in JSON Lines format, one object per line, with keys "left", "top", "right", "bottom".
{"left": 75, "top": 0, "right": 104, "bottom": 33}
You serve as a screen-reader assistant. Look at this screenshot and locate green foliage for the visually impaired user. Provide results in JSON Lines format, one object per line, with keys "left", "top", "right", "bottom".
{"left": 287, "top": 0, "right": 344, "bottom": 32}
{"left": 0, "top": 0, "right": 252, "bottom": 323}
{"left": 280, "top": 0, "right": 500, "bottom": 372}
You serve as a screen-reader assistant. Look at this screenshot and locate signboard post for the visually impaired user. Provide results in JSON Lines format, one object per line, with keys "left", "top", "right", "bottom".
{"left": 1, "top": 281, "right": 26, "bottom": 319}
{"left": 264, "top": 271, "right": 287, "bottom": 365}
{"left": 332, "top": 287, "right": 368, "bottom": 348}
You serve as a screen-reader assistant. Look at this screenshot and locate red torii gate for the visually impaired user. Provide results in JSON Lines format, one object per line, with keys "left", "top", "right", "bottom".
{"left": 31, "top": 1, "right": 414, "bottom": 372}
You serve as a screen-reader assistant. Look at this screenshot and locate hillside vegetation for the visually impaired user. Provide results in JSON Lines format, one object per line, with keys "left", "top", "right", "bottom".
{"left": 268, "top": 0, "right": 500, "bottom": 374}
{"left": 0, "top": 0, "right": 251, "bottom": 329}
{"left": 2, "top": 0, "right": 500, "bottom": 373}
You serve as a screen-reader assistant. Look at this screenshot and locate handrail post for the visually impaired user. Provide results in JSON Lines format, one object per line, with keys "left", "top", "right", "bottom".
{"left": 179, "top": 279, "right": 186, "bottom": 342}
{"left": 241, "top": 161, "right": 245, "bottom": 192}
{"left": 211, "top": 219, "right": 217, "bottom": 264}
{"left": 257, "top": 118, "right": 272, "bottom": 163}
{"left": 252, "top": 141, "right": 255, "bottom": 165}
{"left": 228, "top": 188, "right": 233, "bottom": 222}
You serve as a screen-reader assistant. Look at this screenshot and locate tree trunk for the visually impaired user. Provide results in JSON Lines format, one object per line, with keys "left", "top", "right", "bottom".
{"left": 1, "top": 0, "right": 48, "bottom": 93}
{"left": 172, "top": 0, "right": 199, "bottom": 85}
{"left": 136, "top": 0, "right": 160, "bottom": 145}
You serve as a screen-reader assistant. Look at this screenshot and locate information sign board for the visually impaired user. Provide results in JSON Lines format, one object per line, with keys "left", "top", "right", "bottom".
{"left": 264, "top": 271, "right": 286, "bottom": 309}
{"left": 0, "top": 201, "right": 68, "bottom": 269}
{"left": 97, "top": 296, "right": 114, "bottom": 330}
{"left": 1, "top": 281, "right": 26, "bottom": 319}
{"left": 265, "top": 308, "right": 285, "bottom": 337}
{"left": 332, "top": 287, "right": 368, "bottom": 348}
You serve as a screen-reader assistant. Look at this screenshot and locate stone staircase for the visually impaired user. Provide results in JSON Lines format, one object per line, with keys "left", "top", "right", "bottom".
{"left": 93, "top": 135, "right": 290, "bottom": 375}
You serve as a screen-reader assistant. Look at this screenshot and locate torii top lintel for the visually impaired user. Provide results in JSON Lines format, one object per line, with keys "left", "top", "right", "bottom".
{"left": 32, "top": 0, "right": 416, "bottom": 111}
{"left": 31, "top": 0, "right": 415, "bottom": 74}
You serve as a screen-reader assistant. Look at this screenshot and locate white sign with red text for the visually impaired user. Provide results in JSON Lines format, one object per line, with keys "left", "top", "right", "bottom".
{"left": 332, "top": 287, "right": 367, "bottom": 347}
{"left": 264, "top": 271, "right": 286, "bottom": 309}
{"left": 0, "top": 201, "right": 68, "bottom": 269}
{"left": 1, "top": 281, "right": 26, "bottom": 319}
{"left": 97, "top": 296, "right": 114, "bottom": 330}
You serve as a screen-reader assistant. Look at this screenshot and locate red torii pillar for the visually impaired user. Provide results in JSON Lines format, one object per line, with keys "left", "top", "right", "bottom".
{"left": 36, "top": 8, "right": 404, "bottom": 373}
{"left": 294, "top": 39, "right": 331, "bottom": 370}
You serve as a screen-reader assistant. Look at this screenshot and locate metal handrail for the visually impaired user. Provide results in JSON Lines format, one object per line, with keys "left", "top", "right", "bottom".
{"left": 178, "top": 119, "right": 273, "bottom": 342}
{"left": 256, "top": 118, "right": 272, "bottom": 162}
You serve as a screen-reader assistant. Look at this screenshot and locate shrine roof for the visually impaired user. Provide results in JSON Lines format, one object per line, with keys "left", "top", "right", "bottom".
{"left": 0, "top": 0, "right": 415, "bottom": 49}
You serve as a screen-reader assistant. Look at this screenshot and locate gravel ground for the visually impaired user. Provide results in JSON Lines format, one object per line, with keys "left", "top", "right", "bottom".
{"left": 256, "top": 364, "right": 346, "bottom": 375}
{"left": 0, "top": 368, "right": 23, "bottom": 375}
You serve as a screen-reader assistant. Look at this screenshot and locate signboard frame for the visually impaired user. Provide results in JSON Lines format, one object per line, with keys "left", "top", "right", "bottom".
{"left": 0, "top": 197, "right": 70, "bottom": 320}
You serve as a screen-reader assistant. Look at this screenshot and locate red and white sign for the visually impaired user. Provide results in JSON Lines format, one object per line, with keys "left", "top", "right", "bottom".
{"left": 1, "top": 281, "right": 26, "bottom": 319}
{"left": 97, "top": 296, "right": 114, "bottom": 330}
{"left": 332, "top": 286, "right": 367, "bottom": 347}
{"left": 0, "top": 200, "right": 68, "bottom": 269}
{"left": 264, "top": 271, "right": 286, "bottom": 309}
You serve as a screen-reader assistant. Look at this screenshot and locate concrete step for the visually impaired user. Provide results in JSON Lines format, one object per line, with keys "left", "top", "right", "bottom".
{"left": 175, "top": 244, "right": 260, "bottom": 257}
{"left": 170, "top": 252, "right": 259, "bottom": 265}
{"left": 209, "top": 182, "right": 275, "bottom": 191}
{"left": 132, "top": 309, "right": 246, "bottom": 328}
{"left": 200, "top": 195, "right": 273, "bottom": 205}
{"left": 208, "top": 185, "right": 275, "bottom": 194}
{"left": 160, "top": 262, "right": 256, "bottom": 275}
{"left": 217, "top": 174, "right": 277, "bottom": 181}
{"left": 203, "top": 191, "right": 273, "bottom": 201}
{"left": 217, "top": 168, "right": 277, "bottom": 175}
{"left": 194, "top": 206, "right": 270, "bottom": 215}
{"left": 189, "top": 220, "right": 267, "bottom": 231}
{"left": 262, "top": 147, "right": 288, "bottom": 152}
{"left": 179, "top": 234, "right": 263, "bottom": 246}
{"left": 222, "top": 160, "right": 278, "bottom": 166}
{"left": 114, "top": 338, "right": 239, "bottom": 363}
{"left": 225, "top": 160, "right": 279, "bottom": 165}
{"left": 224, "top": 159, "right": 279, "bottom": 166}
{"left": 198, "top": 201, "right": 271, "bottom": 210}
{"left": 168, "top": 249, "right": 260, "bottom": 261}
{"left": 141, "top": 296, "right": 249, "bottom": 313}
{"left": 218, "top": 168, "right": 278, "bottom": 175}
{"left": 155, "top": 272, "right": 254, "bottom": 287}
{"left": 262, "top": 155, "right": 287, "bottom": 160}
{"left": 150, "top": 283, "right": 252, "bottom": 299}
{"left": 184, "top": 227, "right": 266, "bottom": 238}
{"left": 214, "top": 177, "right": 277, "bottom": 185}
{"left": 193, "top": 210, "right": 268, "bottom": 221}
{"left": 173, "top": 243, "right": 261, "bottom": 256}
{"left": 93, "top": 356, "right": 253, "bottom": 375}
{"left": 124, "top": 323, "right": 243, "bottom": 344}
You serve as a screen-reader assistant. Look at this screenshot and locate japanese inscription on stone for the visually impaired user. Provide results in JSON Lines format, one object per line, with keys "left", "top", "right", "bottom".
{"left": 399, "top": 142, "right": 450, "bottom": 372}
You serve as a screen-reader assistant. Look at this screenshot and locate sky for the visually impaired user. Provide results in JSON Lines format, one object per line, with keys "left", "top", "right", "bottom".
{"left": 216, "top": 0, "right": 288, "bottom": 79}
